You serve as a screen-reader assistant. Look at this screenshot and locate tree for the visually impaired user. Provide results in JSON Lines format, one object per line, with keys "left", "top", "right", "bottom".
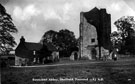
{"left": 114, "top": 16, "right": 135, "bottom": 40}
{"left": 110, "top": 31, "right": 123, "bottom": 49}
{"left": 111, "top": 16, "right": 135, "bottom": 54}
{"left": 40, "top": 30, "right": 58, "bottom": 43}
{"left": 58, "top": 29, "right": 78, "bottom": 57}
{"left": 58, "top": 29, "right": 77, "bottom": 50}
{"left": 0, "top": 4, "right": 18, "bottom": 54}
{"left": 41, "top": 29, "right": 78, "bottom": 57}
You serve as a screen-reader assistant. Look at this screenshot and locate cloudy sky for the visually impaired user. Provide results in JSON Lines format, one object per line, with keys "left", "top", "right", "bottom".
{"left": 1, "top": 0, "right": 135, "bottom": 46}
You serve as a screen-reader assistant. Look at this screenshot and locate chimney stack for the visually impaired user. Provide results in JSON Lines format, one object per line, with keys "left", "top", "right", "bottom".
{"left": 20, "top": 36, "right": 25, "bottom": 43}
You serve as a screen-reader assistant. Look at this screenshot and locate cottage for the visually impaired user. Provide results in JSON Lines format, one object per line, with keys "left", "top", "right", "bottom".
{"left": 15, "top": 36, "right": 42, "bottom": 66}
{"left": 15, "top": 36, "right": 59, "bottom": 66}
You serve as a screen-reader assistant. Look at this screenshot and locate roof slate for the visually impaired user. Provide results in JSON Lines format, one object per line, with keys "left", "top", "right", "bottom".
{"left": 24, "top": 42, "right": 42, "bottom": 51}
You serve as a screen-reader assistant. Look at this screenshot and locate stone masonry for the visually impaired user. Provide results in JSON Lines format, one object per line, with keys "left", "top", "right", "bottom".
{"left": 79, "top": 7, "right": 111, "bottom": 60}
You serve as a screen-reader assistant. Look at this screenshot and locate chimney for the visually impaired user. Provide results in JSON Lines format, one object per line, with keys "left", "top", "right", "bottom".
{"left": 20, "top": 36, "right": 25, "bottom": 43}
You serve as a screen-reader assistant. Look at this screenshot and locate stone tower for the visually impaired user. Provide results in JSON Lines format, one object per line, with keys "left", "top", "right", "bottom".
{"left": 79, "top": 7, "right": 111, "bottom": 60}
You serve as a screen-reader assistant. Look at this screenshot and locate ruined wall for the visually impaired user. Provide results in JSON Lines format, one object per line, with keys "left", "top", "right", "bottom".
{"left": 79, "top": 8, "right": 111, "bottom": 60}
{"left": 83, "top": 7, "right": 111, "bottom": 50}
{"left": 99, "top": 9, "right": 111, "bottom": 50}
{"left": 80, "top": 12, "right": 99, "bottom": 60}
{"left": 70, "top": 51, "right": 79, "bottom": 60}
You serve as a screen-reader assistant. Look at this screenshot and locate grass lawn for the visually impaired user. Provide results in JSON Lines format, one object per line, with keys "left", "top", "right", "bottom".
{"left": 1, "top": 57, "right": 135, "bottom": 84}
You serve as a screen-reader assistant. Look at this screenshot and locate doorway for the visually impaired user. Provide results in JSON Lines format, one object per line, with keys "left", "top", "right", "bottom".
{"left": 91, "top": 48, "right": 97, "bottom": 59}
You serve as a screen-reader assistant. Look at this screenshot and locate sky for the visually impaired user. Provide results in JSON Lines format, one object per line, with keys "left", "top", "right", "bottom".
{"left": 1, "top": 0, "right": 135, "bottom": 46}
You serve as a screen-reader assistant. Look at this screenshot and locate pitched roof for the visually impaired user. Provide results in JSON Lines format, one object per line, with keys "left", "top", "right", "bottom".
{"left": 24, "top": 42, "right": 42, "bottom": 51}
{"left": 15, "top": 42, "right": 42, "bottom": 58}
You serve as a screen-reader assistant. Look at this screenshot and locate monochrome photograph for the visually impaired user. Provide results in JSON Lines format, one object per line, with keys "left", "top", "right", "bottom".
{"left": 0, "top": 0, "right": 135, "bottom": 84}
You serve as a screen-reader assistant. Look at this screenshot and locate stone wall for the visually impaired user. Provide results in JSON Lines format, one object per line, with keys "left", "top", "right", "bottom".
{"left": 79, "top": 12, "right": 99, "bottom": 60}
{"left": 70, "top": 51, "right": 79, "bottom": 60}
{"left": 79, "top": 8, "right": 111, "bottom": 60}
{"left": 15, "top": 56, "right": 26, "bottom": 66}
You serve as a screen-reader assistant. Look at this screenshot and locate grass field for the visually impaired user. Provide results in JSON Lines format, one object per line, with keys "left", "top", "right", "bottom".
{"left": 1, "top": 57, "right": 135, "bottom": 84}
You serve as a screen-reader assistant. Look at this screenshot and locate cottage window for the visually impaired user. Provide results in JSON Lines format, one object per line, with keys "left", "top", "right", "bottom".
{"left": 91, "top": 38, "right": 95, "bottom": 43}
{"left": 33, "top": 58, "right": 36, "bottom": 63}
{"left": 33, "top": 51, "right": 36, "bottom": 55}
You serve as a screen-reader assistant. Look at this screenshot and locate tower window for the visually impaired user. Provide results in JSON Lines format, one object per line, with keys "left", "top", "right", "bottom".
{"left": 91, "top": 38, "right": 95, "bottom": 43}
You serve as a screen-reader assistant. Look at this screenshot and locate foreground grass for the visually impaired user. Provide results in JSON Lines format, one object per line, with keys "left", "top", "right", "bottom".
{"left": 1, "top": 58, "right": 135, "bottom": 84}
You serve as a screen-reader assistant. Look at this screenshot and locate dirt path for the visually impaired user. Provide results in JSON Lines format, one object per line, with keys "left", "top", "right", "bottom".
{"left": 11, "top": 61, "right": 101, "bottom": 68}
